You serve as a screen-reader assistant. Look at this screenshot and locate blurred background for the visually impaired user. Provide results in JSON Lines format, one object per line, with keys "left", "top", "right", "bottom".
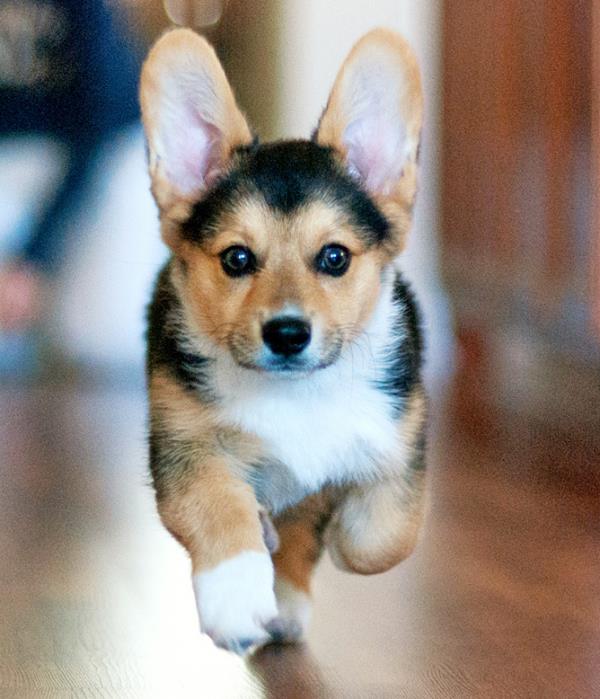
{"left": 1, "top": 0, "right": 598, "bottom": 422}
{"left": 0, "top": 2, "right": 598, "bottom": 697}
{"left": 0, "top": 0, "right": 452, "bottom": 386}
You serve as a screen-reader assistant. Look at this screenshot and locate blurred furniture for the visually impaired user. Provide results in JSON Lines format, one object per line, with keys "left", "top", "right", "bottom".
{"left": 442, "top": 0, "right": 599, "bottom": 427}
{"left": 0, "top": 0, "right": 141, "bottom": 272}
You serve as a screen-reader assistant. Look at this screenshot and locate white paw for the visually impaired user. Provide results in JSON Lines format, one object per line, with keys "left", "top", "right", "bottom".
{"left": 266, "top": 577, "right": 312, "bottom": 644}
{"left": 192, "top": 551, "right": 277, "bottom": 654}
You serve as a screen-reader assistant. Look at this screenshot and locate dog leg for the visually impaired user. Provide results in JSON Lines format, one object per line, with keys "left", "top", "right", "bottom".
{"left": 326, "top": 460, "right": 426, "bottom": 576}
{"left": 267, "top": 493, "right": 334, "bottom": 643}
{"left": 149, "top": 372, "right": 277, "bottom": 653}
{"left": 157, "top": 456, "right": 277, "bottom": 653}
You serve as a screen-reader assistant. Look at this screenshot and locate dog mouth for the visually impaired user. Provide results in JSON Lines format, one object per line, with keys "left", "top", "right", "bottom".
{"left": 228, "top": 335, "right": 343, "bottom": 376}
{"left": 233, "top": 353, "right": 339, "bottom": 376}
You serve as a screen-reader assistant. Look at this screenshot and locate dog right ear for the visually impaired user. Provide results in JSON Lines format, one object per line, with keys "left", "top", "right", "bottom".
{"left": 140, "top": 29, "right": 252, "bottom": 230}
{"left": 315, "top": 29, "right": 423, "bottom": 250}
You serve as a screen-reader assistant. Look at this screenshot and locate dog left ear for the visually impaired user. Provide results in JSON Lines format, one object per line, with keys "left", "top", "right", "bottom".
{"left": 316, "top": 29, "right": 423, "bottom": 234}
{"left": 140, "top": 29, "right": 253, "bottom": 220}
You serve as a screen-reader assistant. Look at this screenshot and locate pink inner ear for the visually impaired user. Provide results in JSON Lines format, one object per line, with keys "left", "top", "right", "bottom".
{"left": 162, "top": 106, "right": 224, "bottom": 196}
{"left": 344, "top": 117, "right": 407, "bottom": 195}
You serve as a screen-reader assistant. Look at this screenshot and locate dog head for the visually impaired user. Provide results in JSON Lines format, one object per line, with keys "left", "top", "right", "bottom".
{"left": 140, "top": 28, "right": 422, "bottom": 374}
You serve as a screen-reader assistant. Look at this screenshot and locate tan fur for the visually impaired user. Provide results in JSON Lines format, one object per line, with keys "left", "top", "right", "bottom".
{"left": 326, "top": 474, "right": 425, "bottom": 575}
{"left": 150, "top": 369, "right": 215, "bottom": 442}
{"left": 157, "top": 457, "right": 265, "bottom": 573}
{"left": 272, "top": 522, "right": 320, "bottom": 593}
{"left": 140, "top": 28, "right": 252, "bottom": 221}
{"left": 326, "top": 388, "right": 428, "bottom": 575}
{"left": 397, "top": 386, "right": 428, "bottom": 449}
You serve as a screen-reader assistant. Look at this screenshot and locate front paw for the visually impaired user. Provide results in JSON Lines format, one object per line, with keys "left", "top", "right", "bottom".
{"left": 192, "top": 551, "right": 277, "bottom": 654}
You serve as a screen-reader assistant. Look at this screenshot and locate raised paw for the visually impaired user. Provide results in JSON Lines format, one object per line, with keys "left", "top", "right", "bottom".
{"left": 266, "top": 577, "right": 312, "bottom": 645}
{"left": 192, "top": 550, "right": 278, "bottom": 654}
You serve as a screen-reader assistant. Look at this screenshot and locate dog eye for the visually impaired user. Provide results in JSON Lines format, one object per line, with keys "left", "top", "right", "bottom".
{"left": 316, "top": 244, "right": 351, "bottom": 276}
{"left": 220, "top": 246, "right": 257, "bottom": 277}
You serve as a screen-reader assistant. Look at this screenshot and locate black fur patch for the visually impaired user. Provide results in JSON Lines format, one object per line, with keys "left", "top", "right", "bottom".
{"left": 146, "top": 263, "right": 214, "bottom": 398}
{"left": 409, "top": 428, "right": 427, "bottom": 472}
{"left": 376, "top": 275, "right": 424, "bottom": 415}
{"left": 181, "top": 140, "right": 390, "bottom": 246}
{"left": 148, "top": 426, "right": 193, "bottom": 498}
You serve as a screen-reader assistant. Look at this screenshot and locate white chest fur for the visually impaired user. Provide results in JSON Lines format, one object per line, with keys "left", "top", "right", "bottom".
{"left": 210, "top": 281, "right": 408, "bottom": 495}
{"left": 217, "top": 360, "right": 398, "bottom": 491}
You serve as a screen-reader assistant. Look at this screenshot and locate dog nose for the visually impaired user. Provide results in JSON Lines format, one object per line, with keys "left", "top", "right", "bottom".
{"left": 262, "top": 318, "right": 311, "bottom": 356}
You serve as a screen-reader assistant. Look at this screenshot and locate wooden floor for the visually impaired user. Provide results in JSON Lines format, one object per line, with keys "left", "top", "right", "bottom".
{"left": 0, "top": 376, "right": 598, "bottom": 698}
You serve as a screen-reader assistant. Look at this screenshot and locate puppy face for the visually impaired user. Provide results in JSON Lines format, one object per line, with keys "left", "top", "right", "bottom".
{"left": 173, "top": 141, "right": 393, "bottom": 373}
{"left": 140, "top": 29, "right": 422, "bottom": 375}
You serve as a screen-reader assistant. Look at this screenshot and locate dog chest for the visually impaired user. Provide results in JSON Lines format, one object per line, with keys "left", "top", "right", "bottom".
{"left": 216, "top": 368, "right": 401, "bottom": 498}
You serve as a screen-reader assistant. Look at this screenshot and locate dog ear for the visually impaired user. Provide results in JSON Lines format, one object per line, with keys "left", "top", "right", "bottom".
{"left": 140, "top": 29, "right": 252, "bottom": 218}
{"left": 316, "top": 29, "right": 423, "bottom": 231}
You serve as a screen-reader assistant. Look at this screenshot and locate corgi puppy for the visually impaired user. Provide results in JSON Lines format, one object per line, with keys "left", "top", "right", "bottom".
{"left": 140, "top": 27, "right": 426, "bottom": 654}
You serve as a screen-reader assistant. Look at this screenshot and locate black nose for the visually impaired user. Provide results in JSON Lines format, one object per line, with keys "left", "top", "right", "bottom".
{"left": 262, "top": 318, "right": 311, "bottom": 356}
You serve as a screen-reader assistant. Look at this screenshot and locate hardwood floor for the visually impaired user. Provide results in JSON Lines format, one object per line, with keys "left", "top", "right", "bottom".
{"left": 0, "top": 378, "right": 598, "bottom": 698}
